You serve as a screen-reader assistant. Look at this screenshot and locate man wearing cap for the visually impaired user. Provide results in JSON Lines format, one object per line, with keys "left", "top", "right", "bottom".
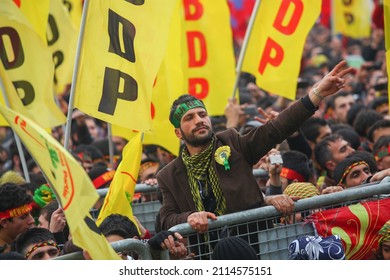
{"left": 157, "top": 61, "right": 354, "bottom": 233}
{"left": 0, "top": 183, "right": 35, "bottom": 253}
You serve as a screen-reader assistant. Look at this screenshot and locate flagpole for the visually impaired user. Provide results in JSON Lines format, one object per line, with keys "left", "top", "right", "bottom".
{"left": 54, "top": 93, "right": 66, "bottom": 139}
{"left": 107, "top": 123, "right": 114, "bottom": 169}
{"left": 63, "top": 0, "right": 90, "bottom": 150}
{"left": 231, "top": 0, "right": 262, "bottom": 100}
{"left": 0, "top": 77, "right": 30, "bottom": 182}
{"left": 330, "top": 0, "right": 335, "bottom": 37}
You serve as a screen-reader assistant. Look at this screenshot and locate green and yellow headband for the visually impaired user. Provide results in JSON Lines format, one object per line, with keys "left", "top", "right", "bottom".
{"left": 375, "top": 145, "right": 390, "bottom": 161}
{"left": 378, "top": 220, "right": 390, "bottom": 244}
{"left": 170, "top": 100, "right": 205, "bottom": 128}
{"left": 337, "top": 161, "right": 368, "bottom": 186}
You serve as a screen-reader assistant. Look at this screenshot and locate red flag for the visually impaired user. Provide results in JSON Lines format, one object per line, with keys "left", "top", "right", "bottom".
{"left": 308, "top": 198, "right": 390, "bottom": 260}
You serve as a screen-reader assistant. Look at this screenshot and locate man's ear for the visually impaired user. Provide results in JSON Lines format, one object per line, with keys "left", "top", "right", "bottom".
{"left": 175, "top": 128, "right": 182, "bottom": 139}
{"left": 377, "top": 160, "right": 385, "bottom": 171}
{"left": 325, "top": 160, "right": 336, "bottom": 172}
{"left": 0, "top": 218, "right": 9, "bottom": 228}
{"left": 308, "top": 140, "right": 316, "bottom": 152}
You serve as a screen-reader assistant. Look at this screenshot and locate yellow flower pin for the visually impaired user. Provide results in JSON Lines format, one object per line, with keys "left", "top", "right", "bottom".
{"left": 215, "top": 146, "right": 231, "bottom": 170}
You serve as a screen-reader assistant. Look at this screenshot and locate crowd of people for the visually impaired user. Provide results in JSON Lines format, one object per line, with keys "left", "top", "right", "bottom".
{"left": 1, "top": 2, "right": 390, "bottom": 260}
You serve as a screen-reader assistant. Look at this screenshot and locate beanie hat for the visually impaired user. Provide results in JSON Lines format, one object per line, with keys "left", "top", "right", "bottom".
{"left": 288, "top": 235, "right": 345, "bottom": 260}
{"left": 211, "top": 236, "right": 258, "bottom": 260}
{"left": 283, "top": 182, "right": 320, "bottom": 199}
{"left": 0, "top": 170, "right": 26, "bottom": 185}
{"left": 33, "top": 184, "right": 56, "bottom": 208}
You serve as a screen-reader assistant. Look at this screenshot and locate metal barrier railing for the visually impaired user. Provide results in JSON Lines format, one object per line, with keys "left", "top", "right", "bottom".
{"left": 54, "top": 238, "right": 169, "bottom": 260}
{"left": 169, "top": 181, "right": 390, "bottom": 260}
{"left": 95, "top": 169, "right": 269, "bottom": 198}
{"left": 94, "top": 169, "right": 269, "bottom": 234}
{"left": 56, "top": 180, "right": 390, "bottom": 260}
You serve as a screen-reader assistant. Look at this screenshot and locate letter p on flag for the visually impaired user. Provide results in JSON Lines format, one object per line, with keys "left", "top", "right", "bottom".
{"left": 242, "top": 0, "right": 320, "bottom": 100}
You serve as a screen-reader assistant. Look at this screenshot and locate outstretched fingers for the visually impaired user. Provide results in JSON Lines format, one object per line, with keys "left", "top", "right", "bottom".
{"left": 328, "top": 60, "right": 347, "bottom": 75}
{"left": 329, "top": 60, "right": 354, "bottom": 78}
{"left": 337, "top": 66, "right": 355, "bottom": 78}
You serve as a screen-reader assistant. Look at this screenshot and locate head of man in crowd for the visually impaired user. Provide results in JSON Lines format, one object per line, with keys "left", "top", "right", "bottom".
{"left": 367, "top": 119, "right": 390, "bottom": 147}
{"left": 314, "top": 134, "right": 355, "bottom": 188}
{"left": 280, "top": 150, "right": 311, "bottom": 191}
{"left": 373, "top": 135, "right": 390, "bottom": 171}
{"left": 15, "top": 227, "right": 60, "bottom": 260}
{"left": 0, "top": 183, "right": 35, "bottom": 253}
{"left": 300, "top": 117, "right": 332, "bottom": 157}
{"left": 333, "top": 156, "right": 372, "bottom": 189}
{"left": 328, "top": 91, "right": 355, "bottom": 124}
{"left": 169, "top": 94, "right": 213, "bottom": 155}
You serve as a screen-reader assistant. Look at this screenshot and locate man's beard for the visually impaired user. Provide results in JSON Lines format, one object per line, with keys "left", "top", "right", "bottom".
{"left": 180, "top": 127, "right": 213, "bottom": 147}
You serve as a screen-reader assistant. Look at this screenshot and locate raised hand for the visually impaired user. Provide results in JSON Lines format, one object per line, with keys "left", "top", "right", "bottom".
{"left": 309, "top": 60, "right": 354, "bottom": 105}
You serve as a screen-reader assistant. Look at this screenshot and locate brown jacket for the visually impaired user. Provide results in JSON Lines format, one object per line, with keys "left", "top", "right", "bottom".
{"left": 157, "top": 98, "right": 315, "bottom": 230}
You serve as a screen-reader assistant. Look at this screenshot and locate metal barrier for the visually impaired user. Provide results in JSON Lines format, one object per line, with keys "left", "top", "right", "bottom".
{"left": 169, "top": 181, "right": 390, "bottom": 260}
{"left": 54, "top": 238, "right": 169, "bottom": 260}
{"left": 95, "top": 169, "right": 269, "bottom": 234}
{"left": 132, "top": 200, "right": 161, "bottom": 235}
{"left": 96, "top": 184, "right": 161, "bottom": 234}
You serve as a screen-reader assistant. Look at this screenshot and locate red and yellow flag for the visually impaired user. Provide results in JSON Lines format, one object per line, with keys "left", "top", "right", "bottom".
{"left": 74, "top": 0, "right": 177, "bottom": 132}
{"left": 309, "top": 198, "right": 390, "bottom": 260}
{"left": 333, "top": 0, "right": 372, "bottom": 39}
{"left": 242, "top": 0, "right": 321, "bottom": 100}
{"left": 48, "top": 0, "right": 78, "bottom": 95}
{"left": 0, "top": 103, "right": 120, "bottom": 259}
{"left": 181, "top": 0, "right": 235, "bottom": 116}
{"left": 0, "top": 0, "right": 66, "bottom": 128}
{"left": 96, "top": 132, "right": 143, "bottom": 227}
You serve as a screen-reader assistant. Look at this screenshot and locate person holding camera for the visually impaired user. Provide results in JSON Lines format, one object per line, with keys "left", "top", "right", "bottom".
{"left": 157, "top": 61, "right": 354, "bottom": 234}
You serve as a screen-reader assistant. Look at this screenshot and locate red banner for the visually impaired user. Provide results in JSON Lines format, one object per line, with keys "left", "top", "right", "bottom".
{"left": 308, "top": 198, "right": 390, "bottom": 260}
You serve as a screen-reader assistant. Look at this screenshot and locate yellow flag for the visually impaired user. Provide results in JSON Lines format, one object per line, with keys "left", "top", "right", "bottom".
{"left": 74, "top": 0, "right": 177, "bottom": 132}
{"left": 143, "top": 3, "right": 182, "bottom": 156}
{"left": 0, "top": 1, "right": 66, "bottom": 128}
{"left": 333, "top": 0, "right": 372, "bottom": 39}
{"left": 0, "top": 63, "right": 29, "bottom": 126}
{"left": 111, "top": 125, "right": 137, "bottom": 142}
{"left": 384, "top": 0, "right": 390, "bottom": 113}
{"left": 16, "top": 0, "right": 50, "bottom": 43}
{"left": 242, "top": 0, "right": 321, "bottom": 100}
{"left": 0, "top": 103, "right": 120, "bottom": 260}
{"left": 48, "top": 0, "right": 78, "bottom": 94}
{"left": 62, "top": 0, "right": 83, "bottom": 31}
{"left": 96, "top": 132, "right": 143, "bottom": 227}
{"left": 181, "top": 0, "right": 235, "bottom": 116}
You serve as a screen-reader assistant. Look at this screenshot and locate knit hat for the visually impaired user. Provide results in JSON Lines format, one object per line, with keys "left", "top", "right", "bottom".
{"left": 0, "top": 170, "right": 26, "bottom": 185}
{"left": 283, "top": 182, "right": 320, "bottom": 198}
{"left": 33, "top": 184, "right": 56, "bottom": 208}
{"left": 211, "top": 236, "right": 258, "bottom": 260}
{"left": 288, "top": 235, "right": 346, "bottom": 260}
